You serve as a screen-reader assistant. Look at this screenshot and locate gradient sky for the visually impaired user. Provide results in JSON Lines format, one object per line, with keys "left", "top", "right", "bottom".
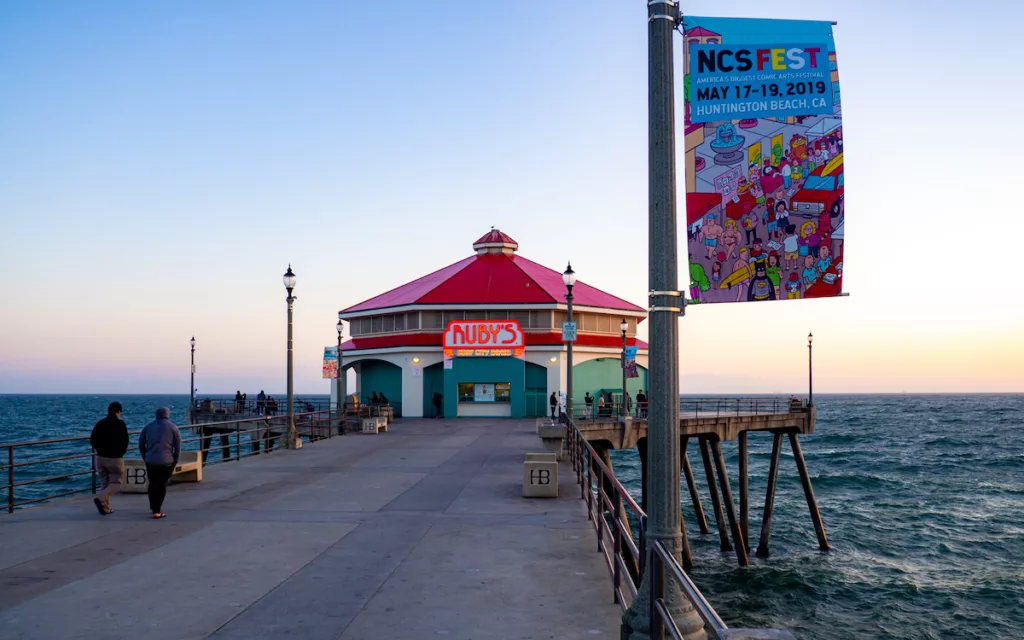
{"left": 1, "top": 0, "right": 1021, "bottom": 394}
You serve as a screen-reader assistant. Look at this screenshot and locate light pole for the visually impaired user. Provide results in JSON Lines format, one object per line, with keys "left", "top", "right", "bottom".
{"left": 189, "top": 336, "right": 196, "bottom": 420}
{"left": 562, "top": 263, "right": 576, "bottom": 421}
{"left": 808, "top": 331, "right": 814, "bottom": 407}
{"left": 620, "top": 319, "right": 628, "bottom": 419}
{"left": 283, "top": 265, "right": 298, "bottom": 448}
{"left": 336, "top": 319, "right": 345, "bottom": 433}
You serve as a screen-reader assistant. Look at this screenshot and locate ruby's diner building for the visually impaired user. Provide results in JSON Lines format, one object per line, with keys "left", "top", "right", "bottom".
{"left": 333, "top": 230, "right": 650, "bottom": 419}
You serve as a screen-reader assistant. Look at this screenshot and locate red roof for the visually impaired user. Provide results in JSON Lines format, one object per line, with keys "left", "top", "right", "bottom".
{"left": 342, "top": 231, "right": 644, "bottom": 313}
{"left": 684, "top": 27, "right": 721, "bottom": 38}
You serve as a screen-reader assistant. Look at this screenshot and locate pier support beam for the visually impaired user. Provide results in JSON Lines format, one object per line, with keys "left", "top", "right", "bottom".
{"left": 699, "top": 436, "right": 731, "bottom": 552}
{"left": 739, "top": 431, "right": 750, "bottom": 552}
{"left": 682, "top": 438, "right": 709, "bottom": 535}
{"left": 755, "top": 432, "right": 783, "bottom": 557}
{"left": 710, "top": 438, "right": 748, "bottom": 566}
{"left": 677, "top": 439, "right": 695, "bottom": 571}
{"left": 789, "top": 433, "right": 829, "bottom": 551}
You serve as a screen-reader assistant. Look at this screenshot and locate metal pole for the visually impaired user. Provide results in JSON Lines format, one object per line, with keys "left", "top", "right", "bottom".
{"left": 566, "top": 286, "right": 574, "bottom": 421}
{"left": 623, "top": 1, "right": 703, "bottom": 637}
{"left": 808, "top": 333, "right": 814, "bottom": 407}
{"left": 190, "top": 340, "right": 195, "bottom": 418}
{"left": 621, "top": 323, "right": 628, "bottom": 418}
{"left": 342, "top": 331, "right": 350, "bottom": 432}
{"left": 286, "top": 293, "right": 297, "bottom": 448}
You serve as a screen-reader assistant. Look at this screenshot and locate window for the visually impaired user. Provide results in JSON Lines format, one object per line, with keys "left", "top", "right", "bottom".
{"left": 597, "top": 315, "right": 611, "bottom": 333}
{"left": 495, "top": 383, "right": 511, "bottom": 403}
{"left": 360, "top": 317, "right": 372, "bottom": 334}
{"left": 505, "top": 310, "right": 528, "bottom": 327}
{"left": 350, "top": 322, "right": 360, "bottom": 336}
{"left": 464, "top": 309, "right": 488, "bottom": 320}
{"left": 487, "top": 310, "right": 507, "bottom": 320}
{"left": 442, "top": 311, "right": 464, "bottom": 325}
{"left": 457, "top": 382, "right": 510, "bottom": 403}
{"left": 371, "top": 316, "right": 383, "bottom": 333}
{"left": 406, "top": 312, "right": 420, "bottom": 330}
{"left": 421, "top": 311, "right": 442, "bottom": 329}
{"left": 393, "top": 314, "right": 404, "bottom": 331}
{"left": 530, "top": 310, "right": 552, "bottom": 329}
{"left": 382, "top": 315, "right": 395, "bottom": 332}
{"left": 581, "top": 313, "right": 596, "bottom": 332}
{"left": 553, "top": 311, "right": 567, "bottom": 326}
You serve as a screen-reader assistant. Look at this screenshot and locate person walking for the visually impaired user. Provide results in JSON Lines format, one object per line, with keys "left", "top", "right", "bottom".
{"left": 584, "top": 392, "right": 594, "bottom": 420}
{"left": 549, "top": 392, "right": 558, "bottom": 419}
{"left": 90, "top": 402, "right": 129, "bottom": 515}
{"left": 138, "top": 407, "right": 181, "bottom": 519}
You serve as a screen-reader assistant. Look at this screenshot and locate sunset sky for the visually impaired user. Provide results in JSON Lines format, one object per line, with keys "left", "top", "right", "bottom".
{"left": 1, "top": 0, "right": 1021, "bottom": 394}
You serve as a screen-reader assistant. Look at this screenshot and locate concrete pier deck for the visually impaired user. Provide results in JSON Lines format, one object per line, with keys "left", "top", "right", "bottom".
{"left": 0, "top": 419, "right": 621, "bottom": 640}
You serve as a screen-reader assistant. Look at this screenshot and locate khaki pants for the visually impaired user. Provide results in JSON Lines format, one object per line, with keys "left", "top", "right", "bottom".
{"left": 95, "top": 456, "right": 125, "bottom": 510}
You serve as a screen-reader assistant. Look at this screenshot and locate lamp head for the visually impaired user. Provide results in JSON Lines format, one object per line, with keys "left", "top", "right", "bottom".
{"left": 336, "top": 320, "right": 344, "bottom": 336}
{"left": 620, "top": 318, "right": 628, "bottom": 333}
{"left": 190, "top": 336, "right": 196, "bottom": 349}
{"left": 562, "top": 262, "right": 576, "bottom": 288}
{"left": 808, "top": 331, "right": 814, "bottom": 345}
{"left": 283, "top": 265, "right": 297, "bottom": 292}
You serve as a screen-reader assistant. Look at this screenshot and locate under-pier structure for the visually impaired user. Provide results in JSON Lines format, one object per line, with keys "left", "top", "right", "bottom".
{"left": 573, "top": 397, "right": 828, "bottom": 568}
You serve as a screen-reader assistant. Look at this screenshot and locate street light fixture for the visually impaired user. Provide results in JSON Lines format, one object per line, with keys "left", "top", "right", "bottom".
{"left": 337, "top": 319, "right": 345, "bottom": 434}
{"left": 620, "top": 319, "right": 628, "bottom": 419}
{"left": 189, "top": 336, "right": 196, "bottom": 422}
{"left": 283, "top": 265, "right": 298, "bottom": 448}
{"left": 562, "top": 263, "right": 576, "bottom": 421}
{"left": 807, "top": 331, "right": 814, "bottom": 407}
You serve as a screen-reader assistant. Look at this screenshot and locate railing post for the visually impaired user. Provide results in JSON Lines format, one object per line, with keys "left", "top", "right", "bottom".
{"left": 8, "top": 446, "right": 15, "bottom": 514}
{"left": 91, "top": 449, "right": 97, "bottom": 495}
{"left": 613, "top": 489, "right": 623, "bottom": 604}
{"left": 236, "top": 423, "right": 241, "bottom": 461}
{"left": 596, "top": 462, "right": 604, "bottom": 552}
{"left": 586, "top": 454, "right": 593, "bottom": 520}
{"left": 639, "top": 514, "right": 647, "bottom": 579}
{"left": 650, "top": 545, "right": 665, "bottom": 640}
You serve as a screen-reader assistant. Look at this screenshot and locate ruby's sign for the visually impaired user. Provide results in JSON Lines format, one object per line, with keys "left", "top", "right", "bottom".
{"left": 443, "top": 320, "right": 525, "bottom": 358}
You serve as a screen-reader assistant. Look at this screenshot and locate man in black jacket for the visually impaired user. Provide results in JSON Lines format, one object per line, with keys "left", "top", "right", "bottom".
{"left": 90, "top": 402, "right": 129, "bottom": 515}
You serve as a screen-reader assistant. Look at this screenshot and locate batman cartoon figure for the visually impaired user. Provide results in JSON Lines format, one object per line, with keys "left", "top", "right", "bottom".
{"left": 747, "top": 259, "right": 776, "bottom": 302}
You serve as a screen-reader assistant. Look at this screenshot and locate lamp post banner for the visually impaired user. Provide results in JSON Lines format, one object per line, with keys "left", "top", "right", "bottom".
{"left": 322, "top": 346, "right": 339, "bottom": 379}
{"left": 683, "top": 16, "right": 845, "bottom": 305}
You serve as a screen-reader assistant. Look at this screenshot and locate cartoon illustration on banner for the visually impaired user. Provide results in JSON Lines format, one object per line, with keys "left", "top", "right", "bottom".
{"left": 683, "top": 17, "right": 844, "bottom": 304}
{"left": 322, "top": 346, "right": 338, "bottom": 379}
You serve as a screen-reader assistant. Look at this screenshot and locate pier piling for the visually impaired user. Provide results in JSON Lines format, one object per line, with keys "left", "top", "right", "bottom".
{"left": 710, "top": 438, "right": 749, "bottom": 566}
{"left": 739, "top": 431, "right": 750, "bottom": 552}
{"left": 789, "top": 432, "right": 830, "bottom": 551}
{"left": 682, "top": 439, "right": 709, "bottom": 535}
{"left": 698, "top": 436, "right": 732, "bottom": 552}
{"left": 755, "top": 432, "right": 784, "bottom": 557}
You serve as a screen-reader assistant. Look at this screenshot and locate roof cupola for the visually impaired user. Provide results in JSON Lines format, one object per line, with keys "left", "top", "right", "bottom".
{"left": 472, "top": 228, "right": 519, "bottom": 255}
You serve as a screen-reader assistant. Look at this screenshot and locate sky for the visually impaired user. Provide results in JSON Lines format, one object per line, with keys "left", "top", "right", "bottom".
{"left": 0, "top": 0, "right": 1021, "bottom": 394}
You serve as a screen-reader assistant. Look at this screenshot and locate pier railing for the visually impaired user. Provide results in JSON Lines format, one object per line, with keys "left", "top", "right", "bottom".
{"left": 1, "top": 410, "right": 337, "bottom": 513}
{"left": 566, "top": 418, "right": 738, "bottom": 639}
{"left": 569, "top": 396, "right": 801, "bottom": 422}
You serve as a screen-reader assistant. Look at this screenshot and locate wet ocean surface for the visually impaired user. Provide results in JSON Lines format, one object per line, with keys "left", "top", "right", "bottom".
{"left": 1, "top": 393, "right": 1022, "bottom": 639}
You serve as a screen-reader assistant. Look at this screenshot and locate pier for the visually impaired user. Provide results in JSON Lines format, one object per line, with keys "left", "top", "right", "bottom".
{"left": 0, "top": 419, "right": 623, "bottom": 639}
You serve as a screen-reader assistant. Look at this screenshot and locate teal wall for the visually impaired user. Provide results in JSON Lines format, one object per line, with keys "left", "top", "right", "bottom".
{"left": 360, "top": 360, "right": 403, "bottom": 416}
{"left": 422, "top": 362, "right": 445, "bottom": 418}
{"left": 524, "top": 361, "right": 548, "bottom": 418}
{"left": 572, "top": 358, "right": 648, "bottom": 406}
{"left": 443, "top": 357, "right": 526, "bottom": 418}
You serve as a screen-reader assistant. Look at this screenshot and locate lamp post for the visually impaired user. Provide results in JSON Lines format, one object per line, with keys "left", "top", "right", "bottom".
{"left": 189, "top": 336, "right": 196, "bottom": 421}
{"left": 562, "top": 263, "right": 576, "bottom": 421}
{"left": 283, "top": 265, "right": 298, "bottom": 448}
{"left": 807, "top": 331, "right": 814, "bottom": 407}
{"left": 620, "top": 319, "right": 628, "bottom": 419}
{"left": 336, "top": 319, "right": 345, "bottom": 433}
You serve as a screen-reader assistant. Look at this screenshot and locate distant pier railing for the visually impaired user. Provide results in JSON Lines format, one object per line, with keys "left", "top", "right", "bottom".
{"left": 1, "top": 409, "right": 341, "bottom": 513}
{"left": 569, "top": 396, "right": 803, "bottom": 422}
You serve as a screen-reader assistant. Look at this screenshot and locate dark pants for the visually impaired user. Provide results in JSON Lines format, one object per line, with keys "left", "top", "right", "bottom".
{"left": 550, "top": 404, "right": 557, "bottom": 419}
{"left": 146, "top": 464, "right": 174, "bottom": 514}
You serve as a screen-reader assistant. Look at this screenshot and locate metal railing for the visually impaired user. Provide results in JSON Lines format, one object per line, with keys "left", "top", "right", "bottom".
{"left": 193, "top": 397, "right": 334, "bottom": 418}
{"left": 564, "top": 418, "right": 728, "bottom": 639}
{"left": 569, "top": 396, "right": 804, "bottom": 422}
{"left": 1, "top": 410, "right": 339, "bottom": 513}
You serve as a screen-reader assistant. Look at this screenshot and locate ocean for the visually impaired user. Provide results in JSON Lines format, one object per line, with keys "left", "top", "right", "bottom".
{"left": 1, "top": 393, "right": 1022, "bottom": 639}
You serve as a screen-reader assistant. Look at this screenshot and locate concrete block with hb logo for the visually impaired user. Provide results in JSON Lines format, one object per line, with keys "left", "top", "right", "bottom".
{"left": 523, "top": 454, "right": 558, "bottom": 498}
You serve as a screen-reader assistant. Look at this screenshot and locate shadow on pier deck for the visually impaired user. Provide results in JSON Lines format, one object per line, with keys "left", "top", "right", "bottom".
{"left": 0, "top": 419, "right": 621, "bottom": 640}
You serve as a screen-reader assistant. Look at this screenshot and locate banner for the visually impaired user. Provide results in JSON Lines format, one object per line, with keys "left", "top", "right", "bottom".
{"left": 624, "top": 346, "right": 639, "bottom": 379}
{"left": 322, "top": 346, "right": 338, "bottom": 379}
{"left": 683, "top": 17, "right": 844, "bottom": 304}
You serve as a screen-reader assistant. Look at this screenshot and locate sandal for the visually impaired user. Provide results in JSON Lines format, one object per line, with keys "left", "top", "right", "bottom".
{"left": 152, "top": 513, "right": 167, "bottom": 519}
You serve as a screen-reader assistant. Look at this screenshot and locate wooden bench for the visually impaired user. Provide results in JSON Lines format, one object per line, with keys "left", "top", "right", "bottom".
{"left": 122, "top": 451, "right": 203, "bottom": 493}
